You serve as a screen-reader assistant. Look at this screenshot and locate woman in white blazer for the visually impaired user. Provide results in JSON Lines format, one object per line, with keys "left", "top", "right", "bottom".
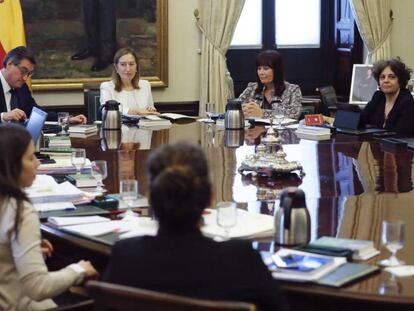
{"left": 100, "top": 47, "right": 159, "bottom": 116}
{"left": 0, "top": 124, "right": 97, "bottom": 310}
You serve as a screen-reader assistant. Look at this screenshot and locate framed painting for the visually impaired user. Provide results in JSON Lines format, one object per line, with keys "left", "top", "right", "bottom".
{"left": 22, "top": 0, "right": 168, "bottom": 91}
{"left": 349, "top": 64, "right": 378, "bottom": 105}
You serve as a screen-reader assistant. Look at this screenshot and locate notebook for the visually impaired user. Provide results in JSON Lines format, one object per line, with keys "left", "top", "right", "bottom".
{"left": 333, "top": 110, "right": 385, "bottom": 135}
{"left": 25, "top": 107, "right": 48, "bottom": 144}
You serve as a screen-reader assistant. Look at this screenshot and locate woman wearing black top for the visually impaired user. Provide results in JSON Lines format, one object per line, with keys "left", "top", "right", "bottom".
{"left": 360, "top": 58, "right": 414, "bottom": 136}
{"left": 104, "top": 142, "right": 288, "bottom": 311}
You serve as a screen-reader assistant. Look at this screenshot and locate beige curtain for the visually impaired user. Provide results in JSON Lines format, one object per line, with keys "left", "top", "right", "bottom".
{"left": 349, "top": 0, "right": 393, "bottom": 64}
{"left": 195, "top": 0, "right": 245, "bottom": 115}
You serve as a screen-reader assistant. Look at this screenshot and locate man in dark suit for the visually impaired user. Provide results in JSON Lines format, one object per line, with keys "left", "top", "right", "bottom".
{"left": 71, "top": 0, "right": 116, "bottom": 72}
{"left": 0, "top": 46, "right": 87, "bottom": 123}
{"left": 103, "top": 143, "right": 288, "bottom": 311}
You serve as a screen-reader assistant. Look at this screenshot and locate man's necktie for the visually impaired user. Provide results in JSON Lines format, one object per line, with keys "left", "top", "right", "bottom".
{"left": 10, "top": 89, "right": 19, "bottom": 110}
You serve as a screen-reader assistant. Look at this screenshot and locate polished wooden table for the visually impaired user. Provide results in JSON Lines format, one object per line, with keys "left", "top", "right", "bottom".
{"left": 41, "top": 122, "right": 414, "bottom": 311}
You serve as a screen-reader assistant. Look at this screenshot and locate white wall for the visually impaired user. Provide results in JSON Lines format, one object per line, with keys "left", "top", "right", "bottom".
{"left": 33, "top": 0, "right": 201, "bottom": 107}
{"left": 391, "top": 0, "right": 414, "bottom": 68}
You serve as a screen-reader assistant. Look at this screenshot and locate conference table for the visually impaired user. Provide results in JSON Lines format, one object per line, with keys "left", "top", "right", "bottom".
{"left": 41, "top": 121, "right": 414, "bottom": 311}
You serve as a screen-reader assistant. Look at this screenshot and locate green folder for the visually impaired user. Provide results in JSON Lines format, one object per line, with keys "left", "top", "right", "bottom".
{"left": 317, "top": 263, "right": 379, "bottom": 287}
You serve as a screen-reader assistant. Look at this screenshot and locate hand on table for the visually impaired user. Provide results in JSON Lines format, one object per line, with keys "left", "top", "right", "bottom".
{"left": 242, "top": 102, "right": 264, "bottom": 118}
{"left": 129, "top": 107, "right": 160, "bottom": 116}
{"left": 2, "top": 109, "right": 27, "bottom": 122}
{"left": 41, "top": 239, "right": 53, "bottom": 259}
{"left": 69, "top": 114, "right": 88, "bottom": 124}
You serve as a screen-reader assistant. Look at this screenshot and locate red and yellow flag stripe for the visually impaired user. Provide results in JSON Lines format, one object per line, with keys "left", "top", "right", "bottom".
{"left": 0, "top": 0, "right": 26, "bottom": 67}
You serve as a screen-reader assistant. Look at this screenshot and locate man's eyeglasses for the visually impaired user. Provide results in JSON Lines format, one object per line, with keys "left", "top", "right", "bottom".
{"left": 16, "top": 64, "right": 34, "bottom": 77}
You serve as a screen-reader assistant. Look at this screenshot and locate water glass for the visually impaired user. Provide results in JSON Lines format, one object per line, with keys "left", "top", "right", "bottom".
{"left": 58, "top": 112, "right": 70, "bottom": 135}
{"left": 216, "top": 201, "right": 237, "bottom": 240}
{"left": 273, "top": 106, "right": 285, "bottom": 130}
{"left": 379, "top": 220, "right": 405, "bottom": 267}
{"left": 119, "top": 179, "right": 139, "bottom": 218}
{"left": 71, "top": 148, "right": 86, "bottom": 175}
{"left": 205, "top": 102, "right": 215, "bottom": 123}
{"left": 91, "top": 160, "right": 108, "bottom": 193}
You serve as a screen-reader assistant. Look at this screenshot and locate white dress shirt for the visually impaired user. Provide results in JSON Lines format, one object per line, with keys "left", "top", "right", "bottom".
{"left": 0, "top": 70, "right": 12, "bottom": 122}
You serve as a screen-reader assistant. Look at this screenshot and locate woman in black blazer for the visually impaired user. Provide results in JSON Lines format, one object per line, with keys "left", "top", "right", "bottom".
{"left": 360, "top": 58, "right": 414, "bottom": 136}
{"left": 103, "top": 142, "right": 288, "bottom": 311}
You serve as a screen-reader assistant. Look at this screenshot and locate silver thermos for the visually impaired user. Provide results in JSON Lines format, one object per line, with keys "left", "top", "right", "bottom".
{"left": 274, "top": 187, "right": 310, "bottom": 246}
{"left": 224, "top": 99, "right": 244, "bottom": 130}
{"left": 101, "top": 100, "right": 121, "bottom": 130}
{"left": 224, "top": 129, "right": 244, "bottom": 148}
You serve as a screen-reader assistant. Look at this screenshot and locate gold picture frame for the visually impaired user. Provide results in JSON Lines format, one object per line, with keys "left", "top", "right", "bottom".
{"left": 21, "top": 0, "right": 168, "bottom": 91}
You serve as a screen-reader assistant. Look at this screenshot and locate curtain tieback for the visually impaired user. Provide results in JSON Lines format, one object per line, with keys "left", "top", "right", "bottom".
{"left": 368, "top": 20, "right": 393, "bottom": 57}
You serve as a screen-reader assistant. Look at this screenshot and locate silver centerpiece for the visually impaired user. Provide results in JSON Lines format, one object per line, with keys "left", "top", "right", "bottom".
{"left": 238, "top": 126, "right": 304, "bottom": 177}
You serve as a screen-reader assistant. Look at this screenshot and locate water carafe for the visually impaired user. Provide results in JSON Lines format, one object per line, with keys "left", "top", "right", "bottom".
{"left": 101, "top": 100, "right": 121, "bottom": 130}
{"left": 224, "top": 99, "right": 244, "bottom": 130}
{"left": 274, "top": 187, "right": 310, "bottom": 246}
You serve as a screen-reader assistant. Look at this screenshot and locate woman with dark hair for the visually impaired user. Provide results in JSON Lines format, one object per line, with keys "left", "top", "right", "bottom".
{"left": 0, "top": 124, "right": 97, "bottom": 310}
{"left": 100, "top": 47, "right": 159, "bottom": 116}
{"left": 239, "top": 49, "right": 302, "bottom": 119}
{"left": 104, "top": 142, "right": 287, "bottom": 311}
{"left": 360, "top": 58, "right": 414, "bottom": 135}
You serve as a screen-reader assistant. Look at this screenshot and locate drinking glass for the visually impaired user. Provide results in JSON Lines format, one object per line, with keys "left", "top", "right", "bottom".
{"left": 379, "top": 220, "right": 405, "bottom": 267}
{"left": 58, "top": 112, "right": 70, "bottom": 135}
{"left": 91, "top": 160, "right": 108, "bottom": 193}
{"left": 119, "top": 179, "right": 139, "bottom": 219}
{"left": 71, "top": 148, "right": 86, "bottom": 175}
{"left": 205, "top": 103, "right": 215, "bottom": 123}
{"left": 272, "top": 105, "right": 285, "bottom": 130}
{"left": 216, "top": 201, "right": 237, "bottom": 240}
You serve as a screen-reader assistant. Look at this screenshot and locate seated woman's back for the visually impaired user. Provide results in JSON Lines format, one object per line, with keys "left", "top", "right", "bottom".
{"left": 103, "top": 142, "right": 287, "bottom": 311}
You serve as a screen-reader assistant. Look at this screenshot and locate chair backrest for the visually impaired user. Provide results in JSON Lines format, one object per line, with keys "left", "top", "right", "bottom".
{"left": 86, "top": 281, "right": 256, "bottom": 311}
{"left": 83, "top": 83, "right": 101, "bottom": 122}
{"left": 317, "top": 86, "right": 338, "bottom": 108}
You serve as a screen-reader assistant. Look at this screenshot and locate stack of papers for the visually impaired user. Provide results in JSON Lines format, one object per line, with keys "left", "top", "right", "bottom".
{"left": 37, "top": 158, "right": 92, "bottom": 175}
{"left": 201, "top": 208, "right": 273, "bottom": 239}
{"left": 26, "top": 175, "right": 85, "bottom": 204}
{"left": 48, "top": 136, "right": 71, "bottom": 147}
{"left": 309, "top": 236, "right": 380, "bottom": 260}
{"left": 69, "top": 124, "right": 98, "bottom": 138}
{"left": 296, "top": 124, "right": 331, "bottom": 141}
{"left": 48, "top": 215, "right": 110, "bottom": 227}
{"left": 50, "top": 216, "right": 156, "bottom": 237}
{"left": 139, "top": 115, "right": 172, "bottom": 128}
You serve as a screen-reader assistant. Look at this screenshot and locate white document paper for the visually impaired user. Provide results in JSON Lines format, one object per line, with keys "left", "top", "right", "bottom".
{"left": 48, "top": 215, "right": 110, "bottom": 227}
{"left": 26, "top": 175, "right": 85, "bottom": 204}
{"left": 38, "top": 158, "right": 92, "bottom": 174}
{"left": 201, "top": 208, "right": 274, "bottom": 239}
{"left": 63, "top": 220, "right": 136, "bottom": 236}
{"left": 63, "top": 217, "right": 156, "bottom": 237}
{"left": 34, "top": 201, "right": 76, "bottom": 212}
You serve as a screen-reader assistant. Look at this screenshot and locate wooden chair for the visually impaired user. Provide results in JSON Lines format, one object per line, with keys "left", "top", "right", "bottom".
{"left": 86, "top": 281, "right": 256, "bottom": 311}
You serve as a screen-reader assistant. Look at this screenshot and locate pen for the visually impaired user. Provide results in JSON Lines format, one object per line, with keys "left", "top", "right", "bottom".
{"left": 64, "top": 207, "right": 76, "bottom": 211}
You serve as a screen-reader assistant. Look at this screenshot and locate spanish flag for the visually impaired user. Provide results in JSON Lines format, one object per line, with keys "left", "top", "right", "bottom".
{"left": 0, "top": 0, "right": 26, "bottom": 67}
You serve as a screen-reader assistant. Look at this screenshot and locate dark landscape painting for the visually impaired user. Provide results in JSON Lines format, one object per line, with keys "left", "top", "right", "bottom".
{"left": 22, "top": 0, "right": 167, "bottom": 89}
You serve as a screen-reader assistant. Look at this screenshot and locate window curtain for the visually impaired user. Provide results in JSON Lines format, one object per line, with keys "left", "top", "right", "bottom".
{"left": 349, "top": 0, "right": 393, "bottom": 64}
{"left": 195, "top": 0, "right": 245, "bottom": 114}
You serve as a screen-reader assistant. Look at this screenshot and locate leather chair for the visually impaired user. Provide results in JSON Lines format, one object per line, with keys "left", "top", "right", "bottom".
{"left": 86, "top": 281, "right": 256, "bottom": 311}
{"left": 316, "top": 86, "right": 338, "bottom": 116}
{"left": 83, "top": 83, "right": 101, "bottom": 122}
